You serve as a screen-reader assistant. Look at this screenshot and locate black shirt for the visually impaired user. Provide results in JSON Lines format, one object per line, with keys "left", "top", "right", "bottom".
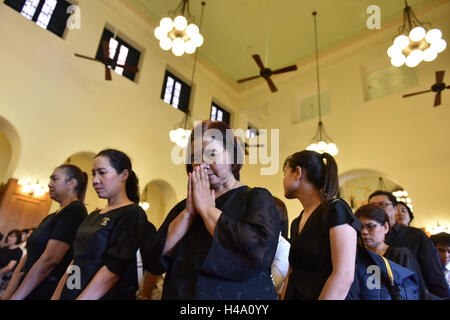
{"left": 286, "top": 198, "right": 360, "bottom": 300}
{"left": 0, "top": 247, "right": 23, "bottom": 271}
{"left": 143, "top": 186, "right": 280, "bottom": 300}
{"left": 384, "top": 246, "right": 428, "bottom": 299}
{"left": 386, "top": 223, "right": 449, "bottom": 298}
{"left": 21, "top": 200, "right": 87, "bottom": 281}
{"left": 60, "top": 204, "right": 149, "bottom": 300}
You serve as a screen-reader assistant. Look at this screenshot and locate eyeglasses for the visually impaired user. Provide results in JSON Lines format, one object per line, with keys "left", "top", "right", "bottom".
{"left": 370, "top": 201, "right": 394, "bottom": 209}
{"left": 361, "top": 223, "right": 383, "bottom": 231}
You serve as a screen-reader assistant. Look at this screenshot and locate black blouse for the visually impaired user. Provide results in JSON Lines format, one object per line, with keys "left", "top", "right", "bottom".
{"left": 285, "top": 198, "right": 360, "bottom": 300}
{"left": 384, "top": 246, "right": 429, "bottom": 299}
{"left": 386, "top": 223, "right": 449, "bottom": 298}
{"left": 0, "top": 247, "right": 23, "bottom": 270}
{"left": 60, "top": 204, "right": 149, "bottom": 300}
{"left": 143, "top": 186, "right": 281, "bottom": 300}
{"left": 22, "top": 200, "right": 87, "bottom": 280}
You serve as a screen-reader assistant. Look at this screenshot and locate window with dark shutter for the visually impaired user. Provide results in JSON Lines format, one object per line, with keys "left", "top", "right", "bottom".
{"left": 95, "top": 28, "right": 141, "bottom": 82}
{"left": 4, "top": 0, "right": 71, "bottom": 38}
{"left": 161, "top": 70, "right": 191, "bottom": 114}
{"left": 210, "top": 102, "right": 231, "bottom": 125}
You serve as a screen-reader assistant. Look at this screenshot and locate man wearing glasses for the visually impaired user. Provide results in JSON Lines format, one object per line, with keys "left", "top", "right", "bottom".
{"left": 368, "top": 190, "right": 449, "bottom": 299}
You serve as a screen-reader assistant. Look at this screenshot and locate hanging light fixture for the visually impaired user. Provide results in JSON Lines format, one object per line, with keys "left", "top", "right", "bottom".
{"left": 387, "top": 0, "right": 446, "bottom": 68}
{"left": 169, "top": 9, "right": 203, "bottom": 148}
{"left": 306, "top": 12, "right": 338, "bottom": 156}
{"left": 169, "top": 127, "right": 192, "bottom": 148}
{"left": 139, "top": 185, "right": 150, "bottom": 211}
{"left": 393, "top": 189, "right": 414, "bottom": 212}
{"left": 154, "top": 0, "right": 206, "bottom": 57}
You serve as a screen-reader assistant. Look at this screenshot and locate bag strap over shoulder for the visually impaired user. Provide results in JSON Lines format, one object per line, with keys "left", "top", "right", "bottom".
{"left": 327, "top": 197, "right": 365, "bottom": 241}
{"left": 327, "top": 197, "right": 351, "bottom": 214}
{"left": 381, "top": 256, "right": 395, "bottom": 287}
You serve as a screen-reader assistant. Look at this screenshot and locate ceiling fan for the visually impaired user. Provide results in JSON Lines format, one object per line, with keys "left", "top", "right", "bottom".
{"left": 235, "top": 136, "right": 265, "bottom": 156}
{"left": 402, "top": 70, "right": 449, "bottom": 107}
{"left": 74, "top": 40, "right": 139, "bottom": 81}
{"left": 243, "top": 142, "right": 266, "bottom": 156}
{"left": 236, "top": 54, "right": 298, "bottom": 92}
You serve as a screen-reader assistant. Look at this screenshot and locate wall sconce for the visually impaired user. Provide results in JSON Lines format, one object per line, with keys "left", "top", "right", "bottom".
{"left": 18, "top": 179, "right": 48, "bottom": 197}
{"left": 428, "top": 222, "right": 449, "bottom": 235}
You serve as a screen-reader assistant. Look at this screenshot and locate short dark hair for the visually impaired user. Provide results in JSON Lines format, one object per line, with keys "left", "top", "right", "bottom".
{"left": 5, "top": 229, "right": 22, "bottom": 245}
{"left": 186, "top": 120, "right": 244, "bottom": 181}
{"left": 397, "top": 201, "right": 414, "bottom": 222}
{"left": 368, "top": 190, "right": 397, "bottom": 206}
{"left": 355, "top": 204, "right": 390, "bottom": 230}
{"left": 430, "top": 232, "right": 450, "bottom": 247}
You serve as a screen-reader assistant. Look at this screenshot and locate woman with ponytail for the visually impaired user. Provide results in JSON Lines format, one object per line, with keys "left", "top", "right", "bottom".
{"left": 52, "top": 149, "right": 154, "bottom": 300}
{"left": 281, "top": 150, "right": 360, "bottom": 300}
{"left": 2, "top": 165, "right": 88, "bottom": 300}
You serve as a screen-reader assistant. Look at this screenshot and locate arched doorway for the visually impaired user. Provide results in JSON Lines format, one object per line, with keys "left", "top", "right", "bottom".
{"left": 0, "top": 130, "right": 12, "bottom": 183}
{"left": 141, "top": 180, "right": 177, "bottom": 228}
{"left": 0, "top": 118, "right": 50, "bottom": 235}
{"left": 0, "top": 116, "right": 20, "bottom": 184}
{"left": 339, "top": 169, "right": 404, "bottom": 210}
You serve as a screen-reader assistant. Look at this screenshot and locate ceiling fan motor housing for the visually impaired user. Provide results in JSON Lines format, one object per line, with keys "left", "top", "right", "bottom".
{"left": 260, "top": 68, "right": 273, "bottom": 79}
{"left": 432, "top": 82, "right": 446, "bottom": 92}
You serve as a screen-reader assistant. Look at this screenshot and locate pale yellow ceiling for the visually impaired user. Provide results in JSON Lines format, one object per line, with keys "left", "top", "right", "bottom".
{"left": 125, "top": 0, "right": 444, "bottom": 86}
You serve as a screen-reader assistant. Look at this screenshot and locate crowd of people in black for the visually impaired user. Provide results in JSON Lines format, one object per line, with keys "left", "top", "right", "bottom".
{"left": 0, "top": 120, "right": 448, "bottom": 300}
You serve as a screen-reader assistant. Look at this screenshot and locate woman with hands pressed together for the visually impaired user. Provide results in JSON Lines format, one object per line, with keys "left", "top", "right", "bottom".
{"left": 143, "top": 120, "right": 281, "bottom": 300}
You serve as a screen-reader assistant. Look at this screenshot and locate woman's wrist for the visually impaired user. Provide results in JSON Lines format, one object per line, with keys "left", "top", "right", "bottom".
{"left": 183, "top": 208, "right": 197, "bottom": 221}
{"left": 199, "top": 205, "right": 217, "bottom": 217}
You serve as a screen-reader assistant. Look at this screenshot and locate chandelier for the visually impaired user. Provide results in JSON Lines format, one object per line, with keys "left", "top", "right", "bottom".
{"left": 393, "top": 189, "right": 413, "bottom": 211}
{"left": 169, "top": 126, "right": 192, "bottom": 148}
{"left": 154, "top": 0, "right": 206, "bottom": 57}
{"left": 387, "top": 0, "right": 446, "bottom": 68}
{"left": 306, "top": 12, "right": 338, "bottom": 156}
{"left": 169, "top": 18, "right": 201, "bottom": 148}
